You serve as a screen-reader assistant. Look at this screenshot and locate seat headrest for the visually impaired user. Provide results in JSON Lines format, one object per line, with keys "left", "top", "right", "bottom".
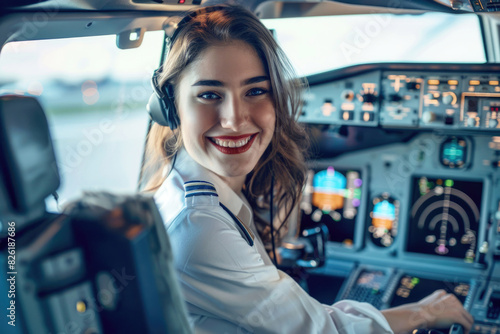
{"left": 0, "top": 95, "right": 60, "bottom": 220}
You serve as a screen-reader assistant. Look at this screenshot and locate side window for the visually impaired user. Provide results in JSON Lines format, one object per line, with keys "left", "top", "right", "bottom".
{"left": 0, "top": 31, "right": 165, "bottom": 211}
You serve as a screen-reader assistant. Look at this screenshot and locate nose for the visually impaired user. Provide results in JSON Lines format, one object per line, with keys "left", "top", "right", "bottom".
{"left": 220, "top": 95, "right": 248, "bottom": 131}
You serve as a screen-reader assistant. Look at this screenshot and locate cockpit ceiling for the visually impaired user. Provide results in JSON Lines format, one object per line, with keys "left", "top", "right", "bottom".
{"left": 0, "top": 0, "right": 498, "bottom": 15}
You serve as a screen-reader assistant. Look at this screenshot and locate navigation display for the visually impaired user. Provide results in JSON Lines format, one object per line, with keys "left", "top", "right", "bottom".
{"left": 300, "top": 167, "right": 363, "bottom": 247}
{"left": 390, "top": 275, "right": 469, "bottom": 307}
{"left": 406, "top": 176, "right": 482, "bottom": 262}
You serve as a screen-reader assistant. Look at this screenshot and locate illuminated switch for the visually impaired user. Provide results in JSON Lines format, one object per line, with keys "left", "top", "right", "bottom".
{"left": 321, "top": 100, "right": 334, "bottom": 116}
{"left": 361, "top": 112, "right": 375, "bottom": 122}
{"left": 341, "top": 110, "right": 354, "bottom": 121}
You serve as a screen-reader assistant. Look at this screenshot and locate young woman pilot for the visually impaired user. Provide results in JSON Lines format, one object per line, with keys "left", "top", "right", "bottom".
{"left": 143, "top": 5, "right": 474, "bottom": 333}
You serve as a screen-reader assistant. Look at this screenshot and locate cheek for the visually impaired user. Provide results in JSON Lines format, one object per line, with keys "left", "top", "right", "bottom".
{"left": 178, "top": 101, "right": 217, "bottom": 140}
{"left": 256, "top": 103, "right": 276, "bottom": 133}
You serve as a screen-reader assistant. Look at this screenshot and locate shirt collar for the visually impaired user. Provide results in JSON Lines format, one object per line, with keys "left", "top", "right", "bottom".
{"left": 174, "top": 148, "right": 253, "bottom": 225}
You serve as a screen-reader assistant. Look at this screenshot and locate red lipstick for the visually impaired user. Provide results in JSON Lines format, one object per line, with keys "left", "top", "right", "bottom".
{"left": 208, "top": 133, "right": 257, "bottom": 155}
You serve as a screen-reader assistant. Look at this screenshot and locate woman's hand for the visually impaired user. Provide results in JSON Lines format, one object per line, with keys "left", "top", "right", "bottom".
{"left": 415, "top": 289, "right": 474, "bottom": 332}
{"left": 382, "top": 289, "right": 474, "bottom": 334}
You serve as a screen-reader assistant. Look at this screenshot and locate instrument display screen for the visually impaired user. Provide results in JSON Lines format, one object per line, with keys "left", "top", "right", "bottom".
{"left": 300, "top": 167, "right": 363, "bottom": 247}
{"left": 406, "top": 176, "right": 482, "bottom": 262}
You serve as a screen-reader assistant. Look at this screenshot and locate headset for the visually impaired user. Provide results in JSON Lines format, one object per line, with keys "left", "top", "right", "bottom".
{"left": 147, "top": 5, "right": 227, "bottom": 130}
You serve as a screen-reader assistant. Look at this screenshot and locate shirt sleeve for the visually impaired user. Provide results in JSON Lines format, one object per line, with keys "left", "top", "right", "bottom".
{"left": 168, "top": 207, "right": 393, "bottom": 334}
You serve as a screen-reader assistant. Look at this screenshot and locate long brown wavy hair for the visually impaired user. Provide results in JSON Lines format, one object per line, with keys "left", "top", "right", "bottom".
{"left": 141, "top": 4, "right": 308, "bottom": 243}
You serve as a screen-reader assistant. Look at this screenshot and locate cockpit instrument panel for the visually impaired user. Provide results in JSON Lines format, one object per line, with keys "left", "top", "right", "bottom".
{"left": 300, "top": 63, "right": 499, "bottom": 334}
{"left": 301, "top": 64, "right": 500, "bottom": 132}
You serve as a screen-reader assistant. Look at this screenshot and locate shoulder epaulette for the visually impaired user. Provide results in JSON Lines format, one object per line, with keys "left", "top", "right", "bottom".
{"left": 184, "top": 180, "right": 218, "bottom": 198}
{"left": 183, "top": 180, "right": 254, "bottom": 246}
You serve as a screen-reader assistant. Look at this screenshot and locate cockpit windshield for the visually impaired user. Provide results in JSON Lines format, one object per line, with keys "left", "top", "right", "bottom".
{"left": 263, "top": 12, "right": 486, "bottom": 76}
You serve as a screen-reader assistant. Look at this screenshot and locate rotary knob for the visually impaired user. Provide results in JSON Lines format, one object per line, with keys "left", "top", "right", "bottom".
{"left": 422, "top": 111, "right": 438, "bottom": 124}
{"left": 442, "top": 94, "right": 455, "bottom": 105}
{"left": 467, "top": 117, "right": 477, "bottom": 127}
{"left": 342, "top": 90, "right": 354, "bottom": 101}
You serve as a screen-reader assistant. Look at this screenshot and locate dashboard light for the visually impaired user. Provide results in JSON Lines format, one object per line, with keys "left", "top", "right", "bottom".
{"left": 469, "top": 80, "right": 480, "bottom": 86}
{"left": 427, "top": 79, "right": 440, "bottom": 85}
{"left": 76, "top": 301, "right": 87, "bottom": 313}
{"left": 448, "top": 80, "right": 459, "bottom": 86}
{"left": 490, "top": 80, "right": 499, "bottom": 86}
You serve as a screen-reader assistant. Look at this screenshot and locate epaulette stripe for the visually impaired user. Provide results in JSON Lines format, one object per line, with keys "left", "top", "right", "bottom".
{"left": 183, "top": 180, "right": 218, "bottom": 198}
{"left": 184, "top": 180, "right": 214, "bottom": 185}
{"left": 220, "top": 203, "right": 254, "bottom": 247}
{"left": 185, "top": 185, "right": 216, "bottom": 192}
{"left": 185, "top": 191, "right": 218, "bottom": 198}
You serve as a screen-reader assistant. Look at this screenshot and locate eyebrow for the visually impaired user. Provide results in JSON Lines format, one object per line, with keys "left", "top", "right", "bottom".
{"left": 192, "top": 76, "right": 270, "bottom": 87}
{"left": 244, "top": 76, "right": 269, "bottom": 85}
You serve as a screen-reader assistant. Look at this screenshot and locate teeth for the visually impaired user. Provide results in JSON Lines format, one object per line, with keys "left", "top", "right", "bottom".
{"left": 213, "top": 136, "right": 251, "bottom": 148}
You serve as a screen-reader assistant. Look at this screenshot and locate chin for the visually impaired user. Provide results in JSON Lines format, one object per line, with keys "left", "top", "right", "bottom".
{"left": 217, "top": 167, "right": 253, "bottom": 178}
{"left": 213, "top": 159, "right": 253, "bottom": 176}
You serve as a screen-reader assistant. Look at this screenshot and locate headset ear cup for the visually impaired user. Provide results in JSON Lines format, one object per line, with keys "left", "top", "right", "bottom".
{"left": 147, "top": 93, "right": 168, "bottom": 127}
{"left": 148, "top": 75, "right": 180, "bottom": 129}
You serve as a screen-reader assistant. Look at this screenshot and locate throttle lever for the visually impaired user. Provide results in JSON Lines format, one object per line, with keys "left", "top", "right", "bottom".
{"left": 448, "top": 323, "right": 464, "bottom": 334}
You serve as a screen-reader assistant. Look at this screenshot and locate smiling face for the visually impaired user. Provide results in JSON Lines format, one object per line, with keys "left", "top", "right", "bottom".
{"left": 176, "top": 40, "right": 276, "bottom": 191}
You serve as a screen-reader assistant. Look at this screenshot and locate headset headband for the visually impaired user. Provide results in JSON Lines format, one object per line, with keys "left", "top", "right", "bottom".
{"left": 168, "top": 5, "right": 228, "bottom": 49}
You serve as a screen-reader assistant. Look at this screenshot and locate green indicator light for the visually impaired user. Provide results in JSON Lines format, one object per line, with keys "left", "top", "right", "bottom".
{"left": 411, "top": 277, "right": 420, "bottom": 285}
{"left": 445, "top": 179, "right": 454, "bottom": 187}
{"left": 353, "top": 188, "right": 362, "bottom": 197}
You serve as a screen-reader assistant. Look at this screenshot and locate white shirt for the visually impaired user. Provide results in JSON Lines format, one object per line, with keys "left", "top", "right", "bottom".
{"left": 155, "top": 149, "right": 393, "bottom": 334}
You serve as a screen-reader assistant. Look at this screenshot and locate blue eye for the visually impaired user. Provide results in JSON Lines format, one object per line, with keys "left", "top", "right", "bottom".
{"left": 198, "top": 92, "right": 221, "bottom": 100}
{"left": 247, "top": 88, "right": 268, "bottom": 96}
